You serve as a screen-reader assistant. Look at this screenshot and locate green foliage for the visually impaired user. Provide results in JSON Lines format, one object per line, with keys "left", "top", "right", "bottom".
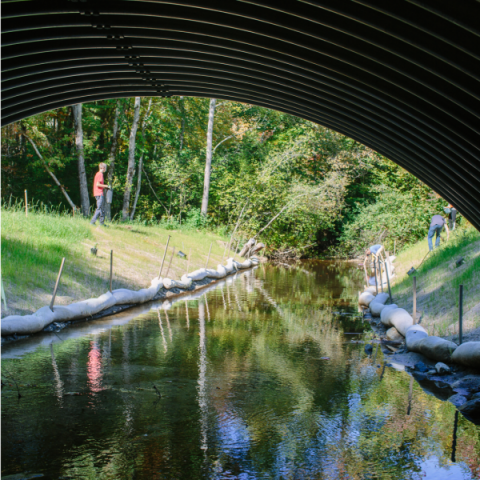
{"left": 1, "top": 98, "right": 449, "bottom": 256}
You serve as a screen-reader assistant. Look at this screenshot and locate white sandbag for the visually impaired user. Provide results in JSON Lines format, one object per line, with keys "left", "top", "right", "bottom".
{"left": 380, "top": 304, "right": 398, "bottom": 326}
{"left": 216, "top": 264, "right": 227, "bottom": 277}
{"left": 369, "top": 293, "right": 390, "bottom": 317}
{"left": 250, "top": 256, "right": 260, "bottom": 265}
{"left": 1, "top": 306, "right": 56, "bottom": 335}
{"left": 250, "top": 243, "right": 265, "bottom": 255}
{"left": 224, "top": 258, "right": 237, "bottom": 274}
{"left": 236, "top": 259, "right": 253, "bottom": 269}
{"left": 384, "top": 308, "right": 413, "bottom": 336}
{"left": 204, "top": 268, "right": 224, "bottom": 279}
{"left": 187, "top": 268, "right": 209, "bottom": 281}
{"left": 54, "top": 291, "right": 117, "bottom": 319}
{"left": 451, "top": 342, "right": 480, "bottom": 368}
{"left": 359, "top": 292, "right": 375, "bottom": 307}
{"left": 405, "top": 324, "right": 428, "bottom": 349}
{"left": 164, "top": 277, "right": 192, "bottom": 290}
{"left": 112, "top": 278, "right": 163, "bottom": 303}
{"left": 411, "top": 336, "right": 458, "bottom": 363}
{"left": 365, "top": 286, "right": 377, "bottom": 295}
{"left": 386, "top": 327, "right": 404, "bottom": 342}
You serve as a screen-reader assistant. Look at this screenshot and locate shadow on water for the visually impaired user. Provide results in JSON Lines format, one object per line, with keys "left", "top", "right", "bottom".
{"left": 2, "top": 261, "right": 480, "bottom": 479}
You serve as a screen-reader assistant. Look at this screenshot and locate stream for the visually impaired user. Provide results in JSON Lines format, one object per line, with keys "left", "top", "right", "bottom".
{"left": 2, "top": 261, "right": 479, "bottom": 479}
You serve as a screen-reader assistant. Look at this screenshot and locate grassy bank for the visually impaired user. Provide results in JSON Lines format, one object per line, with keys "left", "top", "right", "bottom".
{"left": 390, "top": 224, "right": 480, "bottom": 339}
{"left": 1, "top": 207, "right": 232, "bottom": 317}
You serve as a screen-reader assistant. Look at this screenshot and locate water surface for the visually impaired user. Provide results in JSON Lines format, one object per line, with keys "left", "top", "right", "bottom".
{"left": 2, "top": 261, "right": 479, "bottom": 479}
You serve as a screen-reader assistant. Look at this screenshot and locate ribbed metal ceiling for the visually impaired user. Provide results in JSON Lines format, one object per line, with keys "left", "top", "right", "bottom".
{"left": 2, "top": 0, "right": 480, "bottom": 228}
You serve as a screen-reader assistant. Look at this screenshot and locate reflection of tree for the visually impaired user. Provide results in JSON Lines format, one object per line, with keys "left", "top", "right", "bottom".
{"left": 1, "top": 261, "right": 479, "bottom": 479}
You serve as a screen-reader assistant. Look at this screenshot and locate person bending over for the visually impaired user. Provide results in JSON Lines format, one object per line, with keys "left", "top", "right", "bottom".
{"left": 428, "top": 214, "right": 449, "bottom": 251}
{"left": 363, "top": 244, "right": 384, "bottom": 267}
{"left": 90, "top": 162, "right": 110, "bottom": 226}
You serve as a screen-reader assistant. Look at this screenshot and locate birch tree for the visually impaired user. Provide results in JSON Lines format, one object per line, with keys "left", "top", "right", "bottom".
{"left": 105, "top": 100, "right": 123, "bottom": 220}
{"left": 130, "top": 98, "right": 152, "bottom": 220}
{"left": 72, "top": 104, "right": 89, "bottom": 216}
{"left": 201, "top": 98, "right": 216, "bottom": 216}
{"left": 122, "top": 97, "right": 141, "bottom": 221}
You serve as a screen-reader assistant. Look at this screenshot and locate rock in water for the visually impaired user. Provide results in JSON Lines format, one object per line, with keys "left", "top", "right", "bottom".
{"left": 459, "top": 398, "right": 480, "bottom": 425}
{"left": 448, "top": 394, "right": 468, "bottom": 408}
{"left": 435, "top": 362, "right": 451, "bottom": 375}
{"left": 414, "top": 362, "right": 429, "bottom": 373}
{"left": 386, "top": 327, "right": 404, "bottom": 343}
{"left": 364, "top": 344, "right": 373, "bottom": 355}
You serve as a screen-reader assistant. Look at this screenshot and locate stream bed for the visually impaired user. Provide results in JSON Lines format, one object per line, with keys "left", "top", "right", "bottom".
{"left": 2, "top": 261, "right": 479, "bottom": 479}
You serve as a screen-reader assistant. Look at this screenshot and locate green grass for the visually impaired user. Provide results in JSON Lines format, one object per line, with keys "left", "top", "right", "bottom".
{"left": 390, "top": 224, "right": 480, "bottom": 337}
{"left": 1, "top": 203, "right": 234, "bottom": 316}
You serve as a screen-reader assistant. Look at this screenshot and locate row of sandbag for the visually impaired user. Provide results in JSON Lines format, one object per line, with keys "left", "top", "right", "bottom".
{"left": 359, "top": 287, "right": 480, "bottom": 369}
{"left": 1, "top": 256, "right": 259, "bottom": 336}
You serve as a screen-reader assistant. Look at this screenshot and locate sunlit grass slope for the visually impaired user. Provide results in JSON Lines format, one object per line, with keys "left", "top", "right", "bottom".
{"left": 391, "top": 224, "right": 480, "bottom": 337}
{"left": 1, "top": 207, "right": 230, "bottom": 316}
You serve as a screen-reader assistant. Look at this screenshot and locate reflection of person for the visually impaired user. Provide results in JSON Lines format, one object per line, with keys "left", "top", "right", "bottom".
{"left": 428, "top": 214, "right": 449, "bottom": 251}
{"left": 447, "top": 204, "right": 457, "bottom": 230}
{"left": 90, "top": 162, "right": 110, "bottom": 226}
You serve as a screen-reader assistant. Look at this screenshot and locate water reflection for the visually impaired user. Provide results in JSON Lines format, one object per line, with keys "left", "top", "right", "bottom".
{"left": 2, "top": 261, "right": 479, "bottom": 479}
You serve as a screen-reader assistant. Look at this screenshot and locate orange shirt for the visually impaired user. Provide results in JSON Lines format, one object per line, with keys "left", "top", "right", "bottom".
{"left": 93, "top": 171, "right": 104, "bottom": 196}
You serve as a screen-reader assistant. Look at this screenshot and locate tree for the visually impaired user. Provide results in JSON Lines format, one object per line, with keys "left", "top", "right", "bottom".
{"left": 201, "top": 98, "right": 216, "bottom": 216}
{"left": 105, "top": 100, "right": 123, "bottom": 221}
{"left": 130, "top": 98, "right": 152, "bottom": 220}
{"left": 72, "top": 104, "right": 90, "bottom": 216}
{"left": 122, "top": 97, "right": 141, "bottom": 221}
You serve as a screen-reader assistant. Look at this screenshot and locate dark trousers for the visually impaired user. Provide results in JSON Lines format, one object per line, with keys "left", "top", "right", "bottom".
{"left": 90, "top": 195, "right": 105, "bottom": 225}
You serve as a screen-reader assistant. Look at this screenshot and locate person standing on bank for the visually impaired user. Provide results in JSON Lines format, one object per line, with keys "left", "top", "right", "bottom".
{"left": 428, "top": 213, "right": 449, "bottom": 251}
{"left": 90, "top": 162, "right": 110, "bottom": 226}
{"left": 446, "top": 204, "right": 457, "bottom": 230}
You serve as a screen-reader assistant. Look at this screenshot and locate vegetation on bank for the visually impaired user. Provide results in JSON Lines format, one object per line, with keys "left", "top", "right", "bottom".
{"left": 2, "top": 97, "right": 452, "bottom": 257}
{"left": 1, "top": 202, "right": 232, "bottom": 317}
{"left": 391, "top": 224, "right": 480, "bottom": 338}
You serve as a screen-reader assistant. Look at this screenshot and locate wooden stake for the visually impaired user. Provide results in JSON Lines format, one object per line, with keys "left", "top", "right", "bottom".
{"left": 394, "top": 239, "right": 396, "bottom": 256}
{"left": 373, "top": 259, "right": 378, "bottom": 295}
{"left": 384, "top": 256, "right": 393, "bottom": 304}
{"left": 413, "top": 276, "right": 417, "bottom": 324}
{"left": 186, "top": 248, "right": 192, "bottom": 275}
{"left": 158, "top": 235, "right": 171, "bottom": 278}
{"left": 50, "top": 257, "right": 65, "bottom": 311}
{"left": 459, "top": 284, "right": 463, "bottom": 345}
{"left": 221, "top": 240, "right": 228, "bottom": 263}
{"left": 165, "top": 246, "right": 175, "bottom": 278}
{"left": 24, "top": 190, "right": 28, "bottom": 217}
{"left": 109, "top": 250, "right": 113, "bottom": 293}
{"left": 378, "top": 258, "right": 384, "bottom": 293}
{"left": 205, "top": 242, "right": 213, "bottom": 269}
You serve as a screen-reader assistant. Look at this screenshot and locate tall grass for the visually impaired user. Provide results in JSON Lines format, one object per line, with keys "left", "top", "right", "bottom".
{"left": 1, "top": 201, "right": 232, "bottom": 316}
{"left": 391, "top": 224, "right": 480, "bottom": 336}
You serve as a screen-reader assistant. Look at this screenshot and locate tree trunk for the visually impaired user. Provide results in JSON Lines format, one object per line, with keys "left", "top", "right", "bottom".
{"left": 72, "top": 104, "right": 90, "bottom": 216}
{"left": 105, "top": 100, "right": 122, "bottom": 221}
{"left": 130, "top": 98, "right": 152, "bottom": 220}
{"left": 122, "top": 97, "right": 141, "bottom": 221}
{"left": 201, "top": 98, "right": 216, "bottom": 216}
{"left": 179, "top": 96, "right": 185, "bottom": 153}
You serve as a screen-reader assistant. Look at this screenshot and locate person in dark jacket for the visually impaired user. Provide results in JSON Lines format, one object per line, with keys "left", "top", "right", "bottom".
{"left": 428, "top": 214, "right": 449, "bottom": 251}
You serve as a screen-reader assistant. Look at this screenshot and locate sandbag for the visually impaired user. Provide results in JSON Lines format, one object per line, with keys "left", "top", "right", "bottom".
{"left": 1, "top": 306, "right": 55, "bottom": 335}
{"left": 451, "top": 342, "right": 480, "bottom": 368}
{"left": 204, "top": 268, "right": 224, "bottom": 279}
{"left": 386, "top": 327, "right": 404, "bottom": 342}
{"left": 239, "top": 238, "right": 255, "bottom": 257}
{"left": 380, "top": 304, "right": 398, "bottom": 326}
{"left": 112, "top": 278, "right": 163, "bottom": 303}
{"left": 359, "top": 292, "right": 375, "bottom": 307}
{"left": 365, "top": 286, "right": 377, "bottom": 295}
{"left": 385, "top": 308, "right": 413, "bottom": 336}
{"left": 412, "top": 336, "right": 458, "bottom": 363}
{"left": 251, "top": 243, "right": 265, "bottom": 255}
{"left": 369, "top": 293, "right": 390, "bottom": 316}
{"left": 187, "top": 268, "right": 209, "bottom": 281}
{"left": 224, "top": 258, "right": 238, "bottom": 274}
{"left": 250, "top": 256, "right": 260, "bottom": 265}
{"left": 164, "top": 276, "right": 193, "bottom": 290}
{"left": 53, "top": 291, "right": 117, "bottom": 320}
{"left": 216, "top": 264, "right": 228, "bottom": 277}
{"left": 405, "top": 324, "right": 428, "bottom": 349}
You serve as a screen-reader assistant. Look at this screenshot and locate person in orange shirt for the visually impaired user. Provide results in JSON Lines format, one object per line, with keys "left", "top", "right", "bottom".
{"left": 90, "top": 162, "right": 110, "bottom": 226}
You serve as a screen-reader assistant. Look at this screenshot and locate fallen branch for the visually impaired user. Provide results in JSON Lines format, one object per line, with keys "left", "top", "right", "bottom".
{"left": 22, "top": 131, "right": 77, "bottom": 211}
